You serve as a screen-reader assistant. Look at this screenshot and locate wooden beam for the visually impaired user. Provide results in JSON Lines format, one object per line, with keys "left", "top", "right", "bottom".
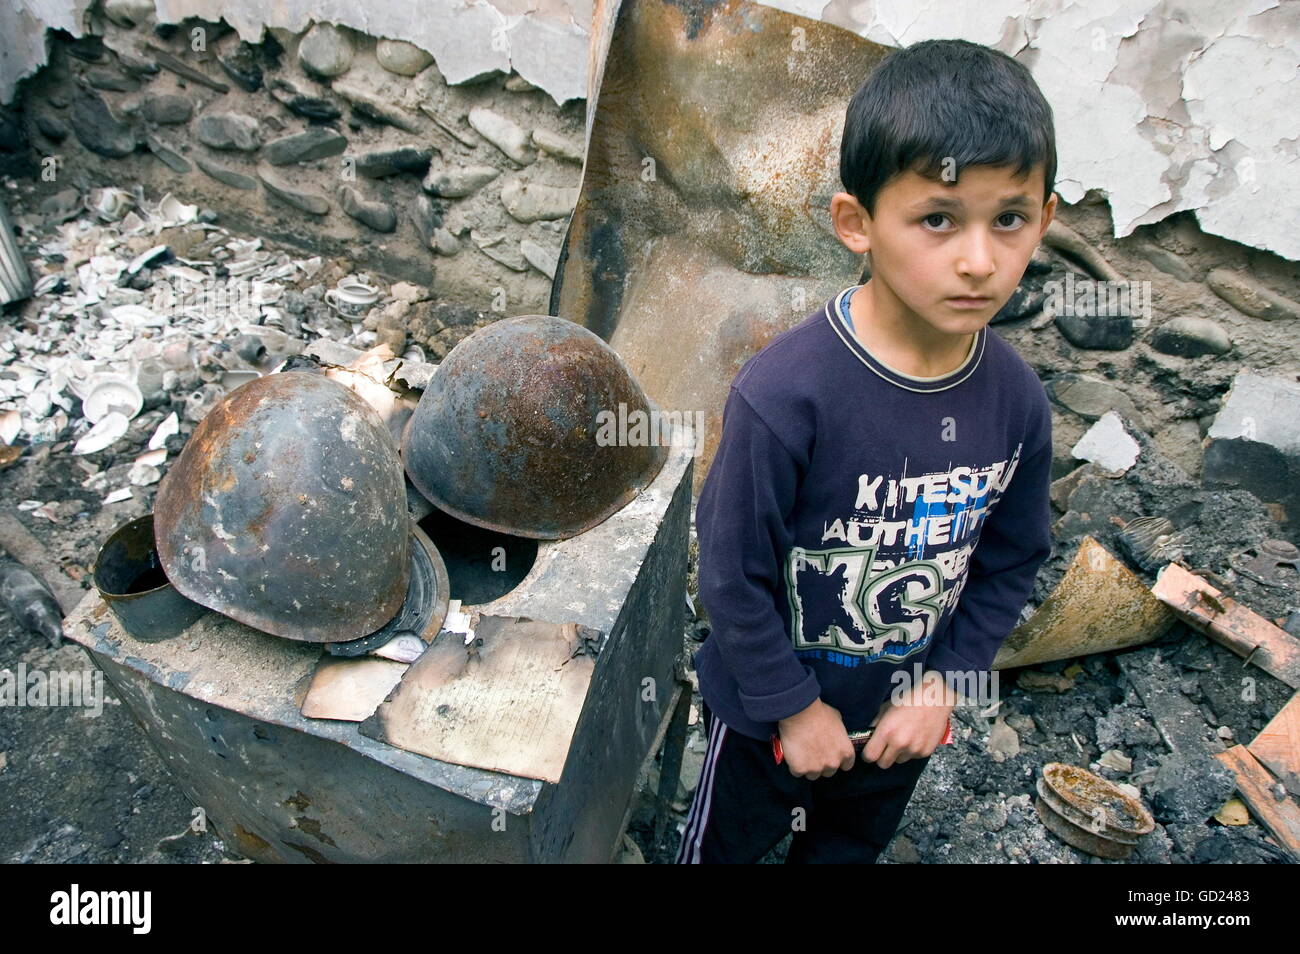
{"left": 1152, "top": 562, "right": 1300, "bottom": 689}
{"left": 1214, "top": 744, "right": 1300, "bottom": 860}
{"left": 1249, "top": 692, "right": 1300, "bottom": 798}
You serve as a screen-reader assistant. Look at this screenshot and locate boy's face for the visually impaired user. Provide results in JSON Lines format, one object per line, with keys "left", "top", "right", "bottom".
{"left": 831, "top": 163, "right": 1057, "bottom": 339}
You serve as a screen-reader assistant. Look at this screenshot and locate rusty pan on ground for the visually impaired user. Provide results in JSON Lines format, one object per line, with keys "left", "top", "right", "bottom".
{"left": 1034, "top": 762, "right": 1155, "bottom": 860}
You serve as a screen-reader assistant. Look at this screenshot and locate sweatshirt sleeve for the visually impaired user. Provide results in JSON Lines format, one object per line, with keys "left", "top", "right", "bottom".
{"left": 924, "top": 404, "right": 1054, "bottom": 696}
{"left": 696, "top": 386, "right": 822, "bottom": 724}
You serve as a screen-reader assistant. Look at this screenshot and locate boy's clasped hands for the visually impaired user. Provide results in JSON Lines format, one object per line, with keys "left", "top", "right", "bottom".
{"left": 776, "top": 670, "right": 957, "bottom": 778}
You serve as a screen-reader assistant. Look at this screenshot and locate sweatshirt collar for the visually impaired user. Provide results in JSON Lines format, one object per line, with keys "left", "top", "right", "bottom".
{"left": 825, "top": 285, "right": 986, "bottom": 393}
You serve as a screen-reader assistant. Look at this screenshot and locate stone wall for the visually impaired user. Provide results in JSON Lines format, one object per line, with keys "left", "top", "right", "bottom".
{"left": 14, "top": 11, "right": 586, "bottom": 313}
{"left": 998, "top": 198, "right": 1300, "bottom": 494}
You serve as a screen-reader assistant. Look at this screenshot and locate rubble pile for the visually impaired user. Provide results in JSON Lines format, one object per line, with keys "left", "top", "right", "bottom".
{"left": 1039, "top": 416, "right": 1291, "bottom": 624}
{"left": 3, "top": 8, "right": 1299, "bottom": 866}
{"left": 4, "top": 177, "right": 1298, "bottom": 863}
{"left": 625, "top": 572, "right": 1296, "bottom": 863}
{"left": 0, "top": 177, "right": 497, "bottom": 515}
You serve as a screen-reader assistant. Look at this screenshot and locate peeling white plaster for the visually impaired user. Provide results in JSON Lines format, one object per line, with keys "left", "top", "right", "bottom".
{"left": 2, "top": 0, "right": 1297, "bottom": 260}
{"left": 0, "top": 0, "right": 588, "bottom": 104}
{"left": 1, "top": 0, "right": 93, "bottom": 103}
{"left": 767, "top": 0, "right": 1300, "bottom": 259}
{"left": 152, "top": 0, "right": 587, "bottom": 97}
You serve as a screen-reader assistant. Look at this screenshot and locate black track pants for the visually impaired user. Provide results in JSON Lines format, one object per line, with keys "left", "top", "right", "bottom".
{"left": 675, "top": 702, "right": 931, "bottom": 864}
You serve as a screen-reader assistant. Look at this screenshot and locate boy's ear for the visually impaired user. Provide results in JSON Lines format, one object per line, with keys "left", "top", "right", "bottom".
{"left": 831, "top": 192, "right": 872, "bottom": 256}
{"left": 1038, "top": 191, "right": 1059, "bottom": 238}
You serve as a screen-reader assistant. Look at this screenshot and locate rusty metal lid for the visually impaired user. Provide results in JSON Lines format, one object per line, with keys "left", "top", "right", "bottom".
{"left": 400, "top": 315, "right": 669, "bottom": 540}
{"left": 1034, "top": 762, "right": 1155, "bottom": 859}
{"left": 1041, "top": 762, "right": 1155, "bottom": 837}
{"left": 154, "top": 371, "right": 411, "bottom": 643}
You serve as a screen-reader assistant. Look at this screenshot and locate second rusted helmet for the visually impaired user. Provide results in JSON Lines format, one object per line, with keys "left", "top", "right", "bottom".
{"left": 401, "top": 315, "right": 669, "bottom": 539}
{"left": 154, "top": 371, "right": 410, "bottom": 642}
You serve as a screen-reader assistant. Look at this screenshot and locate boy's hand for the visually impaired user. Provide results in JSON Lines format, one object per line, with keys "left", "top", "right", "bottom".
{"left": 776, "top": 699, "right": 857, "bottom": 779}
{"left": 862, "top": 671, "right": 957, "bottom": 769}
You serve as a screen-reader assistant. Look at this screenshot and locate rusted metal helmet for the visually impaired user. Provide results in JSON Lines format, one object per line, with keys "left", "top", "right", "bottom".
{"left": 154, "top": 371, "right": 411, "bottom": 642}
{"left": 401, "top": 315, "right": 669, "bottom": 539}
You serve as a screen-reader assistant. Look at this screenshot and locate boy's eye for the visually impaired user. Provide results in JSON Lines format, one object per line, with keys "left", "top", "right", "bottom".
{"left": 921, "top": 211, "right": 1026, "bottom": 231}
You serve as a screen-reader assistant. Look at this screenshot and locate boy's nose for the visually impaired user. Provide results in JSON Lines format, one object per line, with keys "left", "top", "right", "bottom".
{"left": 956, "top": 230, "right": 997, "bottom": 280}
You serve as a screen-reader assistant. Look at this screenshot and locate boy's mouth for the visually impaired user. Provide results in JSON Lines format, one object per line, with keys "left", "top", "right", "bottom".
{"left": 946, "top": 295, "right": 993, "bottom": 309}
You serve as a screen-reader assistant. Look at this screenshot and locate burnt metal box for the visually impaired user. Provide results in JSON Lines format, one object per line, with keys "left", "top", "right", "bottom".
{"left": 63, "top": 438, "right": 694, "bottom": 863}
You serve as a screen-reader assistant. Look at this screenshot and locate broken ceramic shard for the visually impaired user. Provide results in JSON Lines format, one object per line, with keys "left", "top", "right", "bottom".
{"left": 127, "top": 461, "right": 161, "bottom": 486}
{"left": 127, "top": 245, "right": 169, "bottom": 274}
{"left": 0, "top": 409, "right": 19, "bottom": 444}
{"left": 108, "top": 304, "right": 162, "bottom": 330}
{"left": 32, "top": 274, "right": 63, "bottom": 296}
{"left": 154, "top": 193, "right": 198, "bottom": 228}
{"left": 73, "top": 411, "right": 130, "bottom": 455}
{"left": 79, "top": 373, "right": 143, "bottom": 423}
{"left": 134, "top": 447, "right": 167, "bottom": 468}
{"left": 219, "top": 369, "right": 259, "bottom": 390}
{"left": 86, "top": 187, "right": 133, "bottom": 222}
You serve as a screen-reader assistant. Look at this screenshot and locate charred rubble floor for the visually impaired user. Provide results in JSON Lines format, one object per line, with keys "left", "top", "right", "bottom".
{"left": 3, "top": 184, "right": 1299, "bottom": 864}
{"left": 623, "top": 618, "right": 1296, "bottom": 865}
{"left": 0, "top": 504, "right": 1294, "bottom": 864}
{"left": 0, "top": 421, "right": 239, "bottom": 863}
{"left": 6, "top": 445, "right": 1292, "bottom": 865}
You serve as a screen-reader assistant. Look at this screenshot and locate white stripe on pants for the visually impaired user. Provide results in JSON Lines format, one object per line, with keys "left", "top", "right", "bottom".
{"left": 674, "top": 713, "right": 729, "bottom": 864}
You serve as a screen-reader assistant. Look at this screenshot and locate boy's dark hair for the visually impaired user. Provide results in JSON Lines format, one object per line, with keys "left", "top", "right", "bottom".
{"left": 840, "top": 39, "right": 1056, "bottom": 216}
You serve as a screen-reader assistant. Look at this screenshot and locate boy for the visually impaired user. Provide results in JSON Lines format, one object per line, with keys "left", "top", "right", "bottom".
{"left": 676, "top": 38, "right": 1058, "bottom": 864}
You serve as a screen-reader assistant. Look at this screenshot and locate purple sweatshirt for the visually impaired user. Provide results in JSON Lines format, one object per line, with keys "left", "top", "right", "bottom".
{"left": 693, "top": 284, "right": 1054, "bottom": 741}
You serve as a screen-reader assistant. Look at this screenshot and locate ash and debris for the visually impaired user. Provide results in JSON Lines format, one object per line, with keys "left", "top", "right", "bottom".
{"left": 1034, "top": 421, "right": 1293, "bottom": 625}
{"left": 2, "top": 175, "right": 1298, "bottom": 865}
{"left": 0, "top": 632, "right": 237, "bottom": 864}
